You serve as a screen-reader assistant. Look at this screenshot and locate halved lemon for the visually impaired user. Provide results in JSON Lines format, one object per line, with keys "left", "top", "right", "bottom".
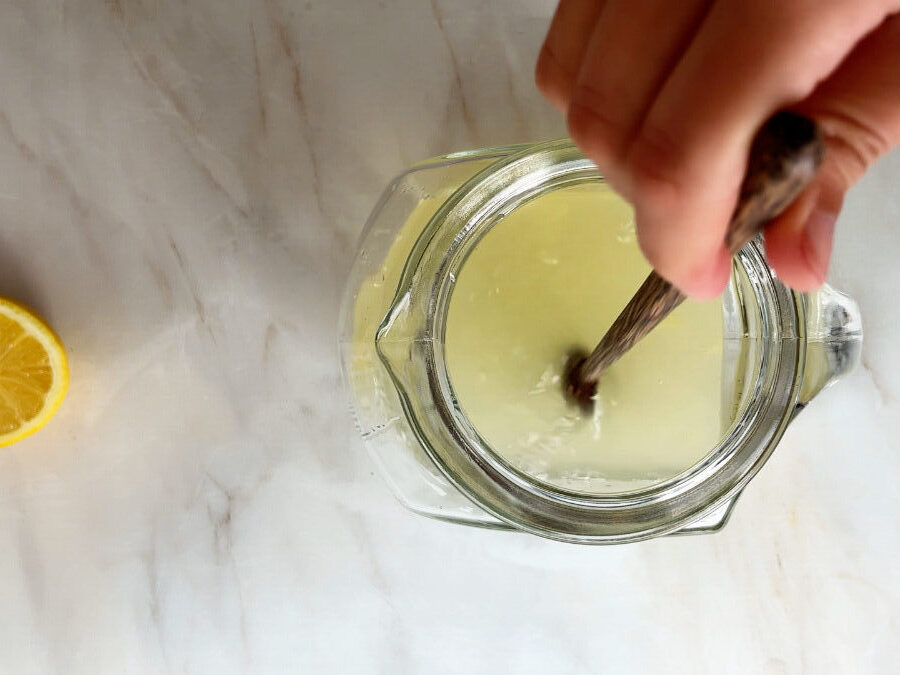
{"left": 0, "top": 298, "right": 68, "bottom": 448}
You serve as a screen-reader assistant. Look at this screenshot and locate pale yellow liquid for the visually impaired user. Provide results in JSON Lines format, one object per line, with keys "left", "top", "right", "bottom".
{"left": 445, "top": 183, "right": 725, "bottom": 492}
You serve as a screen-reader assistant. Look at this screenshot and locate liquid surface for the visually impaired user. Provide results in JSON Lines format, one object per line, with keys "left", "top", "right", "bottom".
{"left": 445, "top": 183, "right": 725, "bottom": 492}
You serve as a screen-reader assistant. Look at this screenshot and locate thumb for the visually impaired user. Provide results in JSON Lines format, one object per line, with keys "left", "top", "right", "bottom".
{"left": 764, "top": 158, "right": 845, "bottom": 291}
{"left": 765, "top": 12, "right": 900, "bottom": 290}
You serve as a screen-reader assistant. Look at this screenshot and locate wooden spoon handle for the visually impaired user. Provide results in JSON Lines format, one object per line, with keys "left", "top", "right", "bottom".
{"left": 567, "top": 112, "right": 825, "bottom": 406}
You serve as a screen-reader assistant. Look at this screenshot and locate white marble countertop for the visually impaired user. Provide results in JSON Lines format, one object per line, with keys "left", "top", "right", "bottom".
{"left": 0, "top": 1, "right": 897, "bottom": 673}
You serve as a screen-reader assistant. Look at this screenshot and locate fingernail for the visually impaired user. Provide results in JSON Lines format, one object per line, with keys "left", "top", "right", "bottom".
{"left": 802, "top": 209, "right": 837, "bottom": 284}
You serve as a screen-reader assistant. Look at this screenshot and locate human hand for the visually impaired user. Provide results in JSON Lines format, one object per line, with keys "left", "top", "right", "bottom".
{"left": 536, "top": 0, "right": 900, "bottom": 297}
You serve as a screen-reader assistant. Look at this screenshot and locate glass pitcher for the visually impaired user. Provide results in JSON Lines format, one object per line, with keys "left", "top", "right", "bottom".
{"left": 339, "top": 140, "right": 862, "bottom": 544}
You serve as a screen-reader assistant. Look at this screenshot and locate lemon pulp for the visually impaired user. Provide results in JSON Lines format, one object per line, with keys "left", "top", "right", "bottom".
{"left": 0, "top": 298, "right": 68, "bottom": 447}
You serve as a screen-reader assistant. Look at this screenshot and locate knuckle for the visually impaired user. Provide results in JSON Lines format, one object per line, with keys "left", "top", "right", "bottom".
{"left": 816, "top": 109, "right": 891, "bottom": 185}
{"left": 625, "top": 121, "right": 686, "bottom": 207}
{"left": 565, "top": 88, "right": 623, "bottom": 165}
{"left": 534, "top": 46, "right": 559, "bottom": 95}
{"left": 534, "top": 45, "right": 572, "bottom": 104}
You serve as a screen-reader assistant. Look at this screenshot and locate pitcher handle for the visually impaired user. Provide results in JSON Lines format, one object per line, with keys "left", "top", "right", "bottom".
{"left": 795, "top": 283, "right": 863, "bottom": 415}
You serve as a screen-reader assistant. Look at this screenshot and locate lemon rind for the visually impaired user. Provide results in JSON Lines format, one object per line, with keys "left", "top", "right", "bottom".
{"left": 0, "top": 298, "right": 69, "bottom": 448}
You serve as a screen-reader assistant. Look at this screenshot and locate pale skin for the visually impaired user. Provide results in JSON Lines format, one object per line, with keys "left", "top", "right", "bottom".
{"left": 536, "top": 0, "right": 900, "bottom": 298}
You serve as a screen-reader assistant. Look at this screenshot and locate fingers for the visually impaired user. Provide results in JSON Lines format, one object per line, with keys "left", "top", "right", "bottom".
{"left": 537, "top": 0, "right": 900, "bottom": 297}
{"left": 763, "top": 163, "right": 844, "bottom": 291}
{"left": 535, "top": 0, "right": 606, "bottom": 111}
{"left": 766, "top": 12, "right": 900, "bottom": 289}
{"left": 566, "top": 0, "right": 713, "bottom": 191}
{"left": 627, "top": 1, "right": 889, "bottom": 297}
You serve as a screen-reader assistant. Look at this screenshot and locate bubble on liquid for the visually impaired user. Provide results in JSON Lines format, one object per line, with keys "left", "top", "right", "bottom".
{"left": 528, "top": 364, "right": 559, "bottom": 396}
{"left": 590, "top": 396, "right": 604, "bottom": 441}
{"left": 616, "top": 215, "right": 636, "bottom": 244}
